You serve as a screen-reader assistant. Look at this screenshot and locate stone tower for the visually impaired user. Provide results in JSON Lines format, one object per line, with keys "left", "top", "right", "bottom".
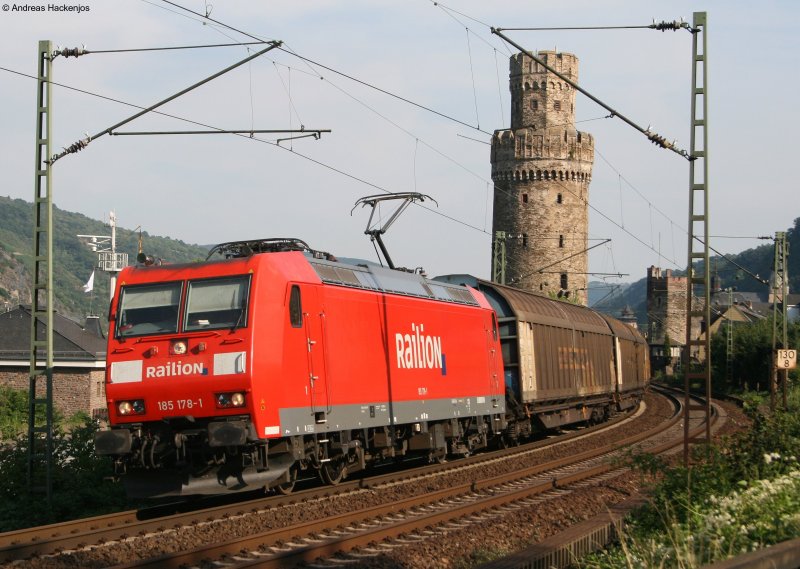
{"left": 491, "top": 51, "right": 595, "bottom": 305}
{"left": 646, "top": 265, "right": 704, "bottom": 363}
{"left": 646, "top": 266, "right": 688, "bottom": 349}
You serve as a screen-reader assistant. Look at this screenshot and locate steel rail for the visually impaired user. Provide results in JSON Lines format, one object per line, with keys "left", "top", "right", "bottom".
{"left": 0, "top": 394, "right": 645, "bottom": 561}
{"left": 103, "top": 390, "right": 685, "bottom": 569}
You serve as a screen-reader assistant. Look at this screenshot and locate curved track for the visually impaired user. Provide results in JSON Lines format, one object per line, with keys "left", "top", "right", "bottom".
{"left": 0, "top": 388, "right": 694, "bottom": 569}
{"left": 0, "top": 392, "right": 652, "bottom": 563}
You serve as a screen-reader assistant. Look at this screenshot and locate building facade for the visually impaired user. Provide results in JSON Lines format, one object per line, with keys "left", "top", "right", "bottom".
{"left": 0, "top": 306, "right": 107, "bottom": 428}
{"left": 491, "top": 51, "right": 595, "bottom": 305}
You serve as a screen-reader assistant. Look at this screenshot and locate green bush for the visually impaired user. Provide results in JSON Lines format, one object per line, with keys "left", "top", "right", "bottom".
{"left": 0, "top": 387, "right": 129, "bottom": 530}
{"left": 582, "top": 386, "right": 800, "bottom": 568}
{"left": 0, "top": 386, "right": 65, "bottom": 440}
{"left": 0, "top": 419, "right": 128, "bottom": 531}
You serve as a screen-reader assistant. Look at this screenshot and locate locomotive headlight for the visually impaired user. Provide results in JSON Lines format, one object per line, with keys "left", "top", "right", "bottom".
{"left": 117, "top": 399, "right": 145, "bottom": 416}
{"left": 215, "top": 392, "right": 246, "bottom": 408}
{"left": 170, "top": 340, "right": 188, "bottom": 355}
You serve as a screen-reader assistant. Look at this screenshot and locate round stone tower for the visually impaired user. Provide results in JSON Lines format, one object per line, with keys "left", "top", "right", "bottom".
{"left": 491, "top": 51, "right": 595, "bottom": 305}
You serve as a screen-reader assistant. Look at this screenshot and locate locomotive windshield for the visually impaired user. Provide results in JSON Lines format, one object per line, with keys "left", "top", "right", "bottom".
{"left": 117, "top": 282, "right": 182, "bottom": 337}
{"left": 184, "top": 276, "right": 250, "bottom": 331}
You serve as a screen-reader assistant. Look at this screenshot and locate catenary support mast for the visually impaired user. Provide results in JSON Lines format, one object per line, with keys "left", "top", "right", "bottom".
{"left": 28, "top": 40, "right": 54, "bottom": 502}
{"left": 683, "top": 12, "right": 711, "bottom": 466}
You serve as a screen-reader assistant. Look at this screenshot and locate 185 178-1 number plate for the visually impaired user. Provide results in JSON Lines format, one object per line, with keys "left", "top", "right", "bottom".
{"left": 157, "top": 399, "right": 203, "bottom": 411}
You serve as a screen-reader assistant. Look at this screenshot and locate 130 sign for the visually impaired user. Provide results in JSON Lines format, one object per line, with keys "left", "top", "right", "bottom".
{"left": 776, "top": 349, "right": 797, "bottom": 369}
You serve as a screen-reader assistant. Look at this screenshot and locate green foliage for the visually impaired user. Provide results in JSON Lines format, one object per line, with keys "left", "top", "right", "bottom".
{"left": 581, "top": 386, "right": 800, "bottom": 568}
{"left": 0, "top": 195, "right": 209, "bottom": 321}
{"left": 0, "top": 386, "right": 29, "bottom": 440}
{"left": 0, "top": 385, "right": 63, "bottom": 440}
{"left": 710, "top": 316, "right": 800, "bottom": 393}
{"left": 0, "top": 419, "right": 129, "bottom": 532}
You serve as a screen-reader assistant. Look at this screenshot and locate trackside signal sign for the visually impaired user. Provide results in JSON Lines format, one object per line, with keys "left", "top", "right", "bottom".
{"left": 776, "top": 349, "right": 797, "bottom": 370}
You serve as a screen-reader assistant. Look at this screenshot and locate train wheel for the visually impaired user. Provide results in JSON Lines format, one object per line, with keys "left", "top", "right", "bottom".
{"left": 275, "top": 464, "right": 298, "bottom": 495}
{"left": 319, "top": 457, "right": 346, "bottom": 485}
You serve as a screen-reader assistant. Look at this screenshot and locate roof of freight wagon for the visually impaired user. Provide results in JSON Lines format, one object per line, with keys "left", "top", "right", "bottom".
{"left": 597, "top": 313, "right": 647, "bottom": 345}
{"left": 477, "top": 280, "right": 611, "bottom": 335}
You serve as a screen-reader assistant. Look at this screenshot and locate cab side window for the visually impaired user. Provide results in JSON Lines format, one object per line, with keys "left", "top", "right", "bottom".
{"left": 289, "top": 285, "right": 303, "bottom": 328}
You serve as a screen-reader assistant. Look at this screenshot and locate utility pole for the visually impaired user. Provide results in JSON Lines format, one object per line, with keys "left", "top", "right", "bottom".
{"left": 28, "top": 40, "right": 54, "bottom": 502}
{"left": 683, "top": 12, "right": 711, "bottom": 466}
{"left": 770, "top": 231, "right": 789, "bottom": 410}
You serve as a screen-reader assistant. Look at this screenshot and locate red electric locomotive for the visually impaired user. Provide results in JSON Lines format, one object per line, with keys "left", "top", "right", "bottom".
{"left": 95, "top": 239, "right": 506, "bottom": 497}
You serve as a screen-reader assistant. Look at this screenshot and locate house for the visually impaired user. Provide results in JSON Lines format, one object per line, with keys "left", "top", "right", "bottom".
{"left": 0, "top": 305, "right": 107, "bottom": 419}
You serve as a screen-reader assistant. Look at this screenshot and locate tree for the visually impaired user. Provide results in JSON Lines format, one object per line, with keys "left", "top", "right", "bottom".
{"left": 710, "top": 316, "right": 800, "bottom": 393}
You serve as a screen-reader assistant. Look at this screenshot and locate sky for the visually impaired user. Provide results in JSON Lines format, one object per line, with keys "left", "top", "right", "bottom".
{"left": 0, "top": 1, "right": 797, "bottom": 293}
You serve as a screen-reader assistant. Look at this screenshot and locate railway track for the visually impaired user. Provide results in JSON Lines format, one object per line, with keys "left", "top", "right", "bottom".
{"left": 112, "top": 388, "right": 691, "bottom": 569}
{"left": 0, "top": 389, "right": 682, "bottom": 568}
{"left": 0, "top": 395, "right": 643, "bottom": 563}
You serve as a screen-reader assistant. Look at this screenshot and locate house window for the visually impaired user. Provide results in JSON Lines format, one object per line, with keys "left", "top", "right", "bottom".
{"left": 560, "top": 273, "right": 568, "bottom": 290}
{"left": 559, "top": 235, "right": 565, "bottom": 248}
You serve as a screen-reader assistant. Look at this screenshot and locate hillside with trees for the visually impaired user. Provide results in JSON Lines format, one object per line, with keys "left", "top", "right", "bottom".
{"left": 0, "top": 196, "right": 209, "bottom": 321}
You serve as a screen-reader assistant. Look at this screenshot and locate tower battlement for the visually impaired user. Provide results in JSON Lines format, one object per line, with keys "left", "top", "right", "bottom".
{"left": 509, "top": 51, "right": 579, "bottom": 81}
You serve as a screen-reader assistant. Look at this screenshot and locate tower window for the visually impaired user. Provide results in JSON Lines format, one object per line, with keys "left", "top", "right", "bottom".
{"left": 554, "top": 100, "right": 561, "bottom": 111}
{"left": 531, "top": 99, "right": 538, "bottom": 110}
{"left": 560, "top": 273, "right": 568, "bottom": 290}
{"left": 522, "top": 234, "right": 528, "bottom": 247}
{"left": 557, "top": 193, "right": 563, "bottom": 204}
{"left": 559, "top": 235, "right": 565, "bottom": 248}
{"left": 522, "top": 193, "right": 528, "bottom": 204}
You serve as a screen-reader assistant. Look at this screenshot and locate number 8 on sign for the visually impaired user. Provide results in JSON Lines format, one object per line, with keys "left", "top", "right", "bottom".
{"left": 777, "top": 350, "right": 797, "bottom": 369}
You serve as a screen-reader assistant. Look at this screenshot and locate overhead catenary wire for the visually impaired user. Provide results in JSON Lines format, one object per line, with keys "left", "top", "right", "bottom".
{"left": 31, "top": 2, "right": 746, "bottom": 284}
{"left": 491, "top": 27, "right": 692, "bottom": 160}
{"left": 0, "top": 58, "right": 685, "bottom": 274}
{"left": 110, "top": 129, "right": 330, "bottom": 136}
{"left": 56, "top": 40, "right": 273, "bottom": 56}
{"left": 148, "top": 0, "right": 689, "bottom": 272}
{"left": 495, "top": 20, "right": 691, "bottom": 32}
{"left": 430, "top": 0, "right": 512, "bottom": 56}
{"left": 47, "top": 41, "right": 282, "bottom": 164}
{"left": 465, "top": 28, "right": 481, "bottom": 130}
{"left": 156, "top": 0, "right": 492, "bottom": 135}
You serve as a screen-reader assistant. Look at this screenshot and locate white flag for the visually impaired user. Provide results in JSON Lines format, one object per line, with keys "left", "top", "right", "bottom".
{"left": 82, "top": 270, "right": 95, "bottom": 293}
